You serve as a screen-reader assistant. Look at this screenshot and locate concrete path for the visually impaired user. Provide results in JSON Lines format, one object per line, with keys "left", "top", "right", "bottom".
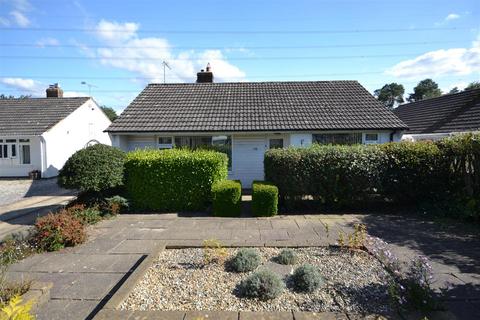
{"left": 6, "top": 213, "right": 480, "bottom": 320}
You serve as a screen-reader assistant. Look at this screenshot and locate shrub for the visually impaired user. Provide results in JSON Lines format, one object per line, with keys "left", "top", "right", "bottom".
{"left": 292, "top": 264, "right": 324, "bottom": 293}
{"left": 251, "top": 181, "right": 278, "bottom": 217}
{"left": 276, "top": 248, "right": 297, "bottom": 265}
{"left": 34, "top": 212, "right": 86, "bottom": 251}
{"left": 65, "top": 204, "right": 102, "bottom": 225}
{"left": 212, "top": 180, "right": 242, "bottom": 217}
{"left": 203, "top": 239, "right": 228, "bottom": 265}
{"left": 229, "top": 248, "right": 261, "bottom": 272}
{"left": 238, "top": 269, "right": 285, "bottom": 300}
{"left": 0, "top": 295, "right": 34, "bottom": 319}
{"left": 58, "top": 144, "right": 125, "bottom": 193}
{"left": 124, "top": 149, "right": 228, "bottom": 211}
{"left": 105, "top": 195, "right": 129, "bottom": 215}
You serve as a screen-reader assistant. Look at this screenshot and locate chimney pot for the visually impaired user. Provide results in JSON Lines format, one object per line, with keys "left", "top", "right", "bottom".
{"left": 196, "top": 63, "right": 213, "bottom": 83}
{"left": 46, "top": 83, "right": 64, "bottom": 98}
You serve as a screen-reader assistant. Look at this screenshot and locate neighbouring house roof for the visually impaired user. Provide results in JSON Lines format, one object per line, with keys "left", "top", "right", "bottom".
{"left": 107, "top": 81, "right": 407, "bottom": 133}
{"left": 393, "top": 89, "right": 480, "bottom": 134}
{"left": 0, "top": 97, "right": 90, "bottom": 136}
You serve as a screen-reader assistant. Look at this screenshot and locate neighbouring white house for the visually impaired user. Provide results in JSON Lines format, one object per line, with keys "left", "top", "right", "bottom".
{"left": 394, "top": 88, "right": 480, "bottom": 141}
{"left": 107, "top": 65, "right": 407, "bottom": 186}
{"left": 0, "top": 84, "right": 112, "bottom": 178}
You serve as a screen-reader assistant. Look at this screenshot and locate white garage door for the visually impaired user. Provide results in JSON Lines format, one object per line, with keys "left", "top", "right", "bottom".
{"left": 231, "top": 136, "right": 266, "bottom": 187}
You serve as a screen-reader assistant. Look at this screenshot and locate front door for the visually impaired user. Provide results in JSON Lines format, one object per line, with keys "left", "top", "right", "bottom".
{"left": 232, "top": 136, "right": 266, "bottom": 187}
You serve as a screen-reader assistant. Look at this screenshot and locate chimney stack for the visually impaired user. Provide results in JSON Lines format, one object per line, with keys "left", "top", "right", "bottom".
{"left": 46, "top": 83, "right": 63, "bottom": 98}
{"left": 196, "top": 63, "right": 213, "bottom": 83}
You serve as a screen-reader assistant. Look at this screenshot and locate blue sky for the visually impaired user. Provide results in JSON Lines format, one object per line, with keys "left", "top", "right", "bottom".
{"left": 0, "top": 0, "right": 479, "bottom": 111}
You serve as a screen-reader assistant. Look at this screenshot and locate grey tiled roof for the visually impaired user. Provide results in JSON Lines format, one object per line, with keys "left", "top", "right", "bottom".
{"left": 394, "top": 89, "right": 480, "bottom": 134}
{"left": 0, "top": 97, "right": 90, "bottom": 136}
{"left": 107, "top": 81, "right": 407, "bottom": 132}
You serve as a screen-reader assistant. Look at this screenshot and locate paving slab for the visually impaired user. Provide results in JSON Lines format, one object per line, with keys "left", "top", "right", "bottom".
{"left": 128, "top": 310, "right": 186, "bottom": 320}
{"left": 184, "top": 310, "right": 239, "bottom": 320}
{"left": 240, "top": 311, "right": 293, "bottom": 320}
{"left": 109, "top": 239, "right": 165, "bottom": 254}
{"left": 293, "top": 311, "right": 349, "bottom": 319}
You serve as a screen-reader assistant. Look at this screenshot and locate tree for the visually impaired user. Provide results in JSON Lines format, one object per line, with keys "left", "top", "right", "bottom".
{"left": 464, "top": 81, "right": 480, "bottom": 91}
{"left": 374, "top": 83, "right": 405, "bottom": 109}
{"left": 407, "top": 79, "right": 442, "bottom": 102}
{"left": 100, "top": 106, "right": 118, "bottom": 122}
{"left": 448, "top": 87, "right": 460, "bottom": 94}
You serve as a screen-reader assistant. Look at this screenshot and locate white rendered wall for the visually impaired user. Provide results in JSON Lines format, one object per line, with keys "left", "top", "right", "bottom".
{"left": 41, "top": 99, "right": 112, "bottom": 178}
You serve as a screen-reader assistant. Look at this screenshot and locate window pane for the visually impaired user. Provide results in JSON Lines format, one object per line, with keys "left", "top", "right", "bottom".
{"left": 0, "top": 144, "right": 3, "bottom": 158}
{"left": 158, "top": 136, "right": 172, "bottom": 144}
{"left": 11, "top": 144, "right": 16, "bottom": 157}
{"left": 174, "top": 136, "right": 212, "bottom": 149}
{"left": 269, "top": 138, "right": 284, "bottom": 149}
{"left": 3, "top": 145, "right": 7, "bottom": 158}
{"left": 313, "top": 133, "right": 362, "bottom": 145}
{"left": 6, "top": 139, "right": 16, "bottom": 143}
{"left": 365, "top": 133, "right": 378, "bottom": 141}
{"left": 22, "top": 145, "right": 31, "bottom": 164}
{"left": 19, "top": 139, "right": 30, "bottom": 143}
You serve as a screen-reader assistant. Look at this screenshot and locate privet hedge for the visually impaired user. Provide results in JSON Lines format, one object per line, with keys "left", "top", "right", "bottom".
{"left": 125, "top": 149, "right": 228, "bottom": 211}
{"left": 265, "top": 133, "right": 480, "bottom": 221}
{"left": 252, "top": 181, "right": 279, "bottom": 217}
{"left": 212, "top": 180, "right": 242, "bottom": 217}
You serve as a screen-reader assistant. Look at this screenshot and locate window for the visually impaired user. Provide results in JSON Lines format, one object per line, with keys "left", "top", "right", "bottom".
{"left": 21, "top": 145, "right": 30, "bottom": 164}
{"left": 313, "top": 133, "right": 362, "bottom": 145}
{"left": 0, "top": 144, "right": 6, "bottom": 158}
{"left": 174, "top": 135, "right": 232, "bottom": 170}
{"left": 269, "top": 138, "right": 284, "bottom": 149}
{"left": 158, "top": 137, "right": 172, "bottom": 145}
{"left": 365, "top": 133, "right": 379, "bottom": 144}
{"left": 11, "top": 144, "right": 16, "bottom": 158}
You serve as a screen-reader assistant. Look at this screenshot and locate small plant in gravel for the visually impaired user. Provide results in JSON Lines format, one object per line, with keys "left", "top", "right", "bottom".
{"left": 338, "top": 223, "right": 367, "bottom": 250}
{"left": 229, "top": 248, "right": 261, "bottom": 272}
{"left": 34, "top": 212, "right": 86, "bottom": 252}
{"left": 275, "top": 249, "right": 297, "bottom": 265}
{"left": 292, "top": 264, "right": 324, "bottom": 293}
{"left": 203, "top": 239, "right": 228, "bottom": 265}
{"left": 238, "top": 269, "right": 285, "bottom": 300}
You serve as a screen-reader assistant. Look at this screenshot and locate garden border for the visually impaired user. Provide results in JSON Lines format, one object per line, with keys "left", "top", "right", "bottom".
{"left": 93, "top": 243, "right": 458, "bottom": 320}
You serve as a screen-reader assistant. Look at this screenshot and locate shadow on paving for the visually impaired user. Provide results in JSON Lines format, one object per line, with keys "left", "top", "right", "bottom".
{"left": 350, "top": 215, "right": 480, "bottom": 274}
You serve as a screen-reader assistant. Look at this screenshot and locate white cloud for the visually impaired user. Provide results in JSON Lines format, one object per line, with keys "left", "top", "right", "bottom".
{"left": 36, "top": 37, "right": 60, "bottom": 47}
{"left": 445, "top": 13, "right": 460, "bottom": 21}
{"left": 0, "top": 0, "right": 32, "bottom": 27}
{"left": 386, "top": 37, "right": 480, "bottom": 79}
{"left": 0, "top": 77, "right": 44, "bottom": 96}
{"left": 443, "top": 81, "right": 468, "bottom": 93}
{"left": 85, "top": 19, "right": 246, "bottom": 83}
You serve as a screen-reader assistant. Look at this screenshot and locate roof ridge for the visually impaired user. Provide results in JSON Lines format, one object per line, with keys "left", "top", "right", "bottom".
{"left": 398, "top": 88, "right": 480, "bottom": 108}
{"left": 147, "top": 80, "right": 359, "bottom": 86}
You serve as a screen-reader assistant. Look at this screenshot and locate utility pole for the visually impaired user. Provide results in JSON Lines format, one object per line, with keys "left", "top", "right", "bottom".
{"left": 162, "top": 61, "right": 171, "bottom": 84}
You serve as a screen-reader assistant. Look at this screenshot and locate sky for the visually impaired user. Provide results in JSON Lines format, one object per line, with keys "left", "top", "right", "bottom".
{"left": 0, "top": 0, "right": 479, "bottom": 112}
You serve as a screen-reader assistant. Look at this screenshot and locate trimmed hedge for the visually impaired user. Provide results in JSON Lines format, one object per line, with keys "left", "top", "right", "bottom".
{"left": 124, "top": 149, "right": 228, "bottom": 211}
{"left": 264, "top": 133, "right": 480, "bottom": 221}
{"left": 252, "top": 181, "right": 278, "bottom": 217}
{"left": 212, "top": 180, "right": 242, "bottom": 217}
{"left": 58, "top": 144, "right": 125, "bottom": 193}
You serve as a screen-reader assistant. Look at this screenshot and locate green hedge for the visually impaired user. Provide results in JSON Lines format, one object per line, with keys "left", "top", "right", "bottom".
{"left": 252, "top": 181, "right": 279, "bottom": 217}
{"left": 124, "top": 149, "right": 228, "bottom": 211}
{"left": 212, "top": 180, "right": 242, "bottom": 217}
{"left": 264, "top": 134, "right": 480, "bottom": 221}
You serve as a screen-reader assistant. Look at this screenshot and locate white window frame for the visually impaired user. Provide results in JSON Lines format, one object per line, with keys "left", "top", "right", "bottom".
{"left": 19, "top": 140, "right": 31, "bottom": 165}
{"left": 364, "top": 133, "right": 379, "bottom": 144}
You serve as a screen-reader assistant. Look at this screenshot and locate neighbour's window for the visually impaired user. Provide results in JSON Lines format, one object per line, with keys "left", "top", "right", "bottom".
{"left": 21, "top": 145, "right": 31, "bottom": 164}
{"left": 365, "top": 133, "right": 379, "bottom": 144}
{"left": 269, "top": 138, "right": 284, "bottom": 149}
{"left": 158, "top": 137, "right": 172, "bottom": 145}
{"left": 174, "top": 135, "right": 232, "bottom": 170}
{"left": 19, "top": 139, "right": 30, "bottom": 143}
{"left": 11, "top": 144, "right": 16, "bottom": 158}
{"left": 313, "top": 133, "right": 362, "bottom": 145}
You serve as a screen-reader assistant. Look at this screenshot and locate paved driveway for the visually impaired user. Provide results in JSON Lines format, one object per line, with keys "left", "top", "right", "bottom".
{"left": 6, "top": 213, "right": 480, "bottom": 320}
{"left": 0, "top": 178, "right": 70, "bottom": 206}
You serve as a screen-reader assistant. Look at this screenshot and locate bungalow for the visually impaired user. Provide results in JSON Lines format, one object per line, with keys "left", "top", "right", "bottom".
{"left": 394, "top": 88, "right": 480, "bottom": 141}
{"left": 107, "top": 66, "right": 407, "bottom": 186}
{"left": 0, "top": 84, "right": 112, "bottom": 178}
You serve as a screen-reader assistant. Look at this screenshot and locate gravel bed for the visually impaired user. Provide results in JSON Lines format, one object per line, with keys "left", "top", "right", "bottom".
{"left": 121, "top": 247, "right": 393, "bottom": 314}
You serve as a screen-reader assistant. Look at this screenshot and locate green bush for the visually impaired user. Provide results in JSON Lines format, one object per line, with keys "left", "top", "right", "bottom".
{"left": 238, "top": 269, "right": 285, "bottom": 300}
{"left": 58, "top": 144, "right": 125, "bottom": 193}
{"left": 212, "top": 180, "right": 242, "bottom": 217}
{"left": 292, "top": 264, "right": 324, "bottom": 293}
{"left": 276, "top": 248, "right": 297, "bottom": 265}
{"left": 252, "top": 181, "right": 278, "bottom": 217}
{"left": 229, "top": 248, "right": 261, "bottom": 272}
{"left": 105, "top": 195, "right": 129, "bottom": 215}
{"left": 66, "top": 204, "right": 102, "bottom": 225}
{"left": 124, "top": 149, "right": 228, "bottom": 211}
